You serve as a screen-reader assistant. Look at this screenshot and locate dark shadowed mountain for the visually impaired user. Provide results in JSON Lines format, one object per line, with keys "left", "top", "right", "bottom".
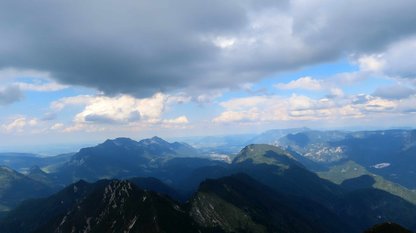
{"left": 0, "top": 179, "right": 201, "bottom": 233}
{"left": 2, "top": 171, "right": 416, "bottom": 233}
{"left": 128, "top": 177, "right": 182, "bottom": 201}
{"left": 189, "top": 173, "right": 352, "bottom": 233}
{"left": 364, "top": 222, "right": 413, "bottom": 233}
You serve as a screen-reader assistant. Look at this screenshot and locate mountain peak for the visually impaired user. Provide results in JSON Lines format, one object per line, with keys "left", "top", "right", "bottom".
{"left": 103, "top": 137, "right": 139, "bottom": 147}
{"left": 138, "top": 136, "right": 171, "bottom": 147}
{"left": 233, "top": 144, "right": 298, "bottom": 167}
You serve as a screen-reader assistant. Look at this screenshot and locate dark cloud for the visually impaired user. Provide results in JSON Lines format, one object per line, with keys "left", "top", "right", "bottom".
{"left": 380, "top": 37, "right": 416, "bottom": 79}
{"left": 0, "top": 0, "right": 415, "bottom": 97}
{"left": 0, "top": 86, "right": 23, "bottom": 105}
{"left": 373, "top": 85, "right": 416, "bottom": 100}
{"left": 292, "top": 0, "right": 416, "bottom": 54}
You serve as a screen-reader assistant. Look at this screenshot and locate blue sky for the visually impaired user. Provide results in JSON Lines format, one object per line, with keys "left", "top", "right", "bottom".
{"left": 1, "top": 0, "right": 416, "bottom": 152}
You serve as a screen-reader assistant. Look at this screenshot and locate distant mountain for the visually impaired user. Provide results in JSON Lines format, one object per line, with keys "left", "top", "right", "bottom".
{"left": 25, "top": 166, "right": 59, "bottom": 188}
{"left": 272, "top": 130, "right": 349, "bottom": 163}
{"left": 0, "top": 152, "right": 72, "bottom": 173}
{"left": 251, "top": 129, "right": 416, "bottom": 189}
{"left": 181, "top": 134, "right": 257, "bottom": 154}
{"left": 54, "top": 137, "right": 205, "bottom": 184}
{"left": 0, "top": 179, "right": 200, "bottom": 233}
{"left": 246, "top": 127, "right": 310, "bottom": 145}
{"left": 0, "top": 166, "right": 54, "bottom": 213}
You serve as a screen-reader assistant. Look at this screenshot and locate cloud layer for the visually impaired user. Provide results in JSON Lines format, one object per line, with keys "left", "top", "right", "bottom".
{"left": 0, "top": 86, "right": 23, "bottom": 105}
{"left": 1, "top": 0, "right": 416, "bottom": 97}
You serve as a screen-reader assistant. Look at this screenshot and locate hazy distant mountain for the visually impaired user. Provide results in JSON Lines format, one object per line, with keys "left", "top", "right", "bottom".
{"left": 246, "top": 127, "right": 310, "bottom": 145}
{"left": 0, "top": 166, "right": 54, "bottom": 213}
{"left": 271, "top": 130, "right": 349, "bottom": 163}
{"left": 0, "top": 152, "right": 73, "bottom": 173}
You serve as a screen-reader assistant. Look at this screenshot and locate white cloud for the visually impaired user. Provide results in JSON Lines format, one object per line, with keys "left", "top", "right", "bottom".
{"left": 50, "top": 123, "right": 65, "bottom": 131}
{"left": 213, "top": 109, "right": 260, "bottom": 123}
{"left": 15, "top": 82, "right": 68, "bottom": 92}
{"left": 73, "top": 94, "right": 166, "bottom": 125}
{"left": 163, "top": 116, "right": 189, "bottom": 124}
{"left": 213, "top": 93, "right": 416, "bottom": 125}
{"left": 357, "top": 54, "right": 385, "bottom": 73}
{"left": 275, "top": 76, "right": 323, "bottom": 90}
{"left": 1, "top": 116, "right": 39, "bottom": 133}
{"left": 212, "top": 36, "right": 236, "bottom": 49}
{"left": 51, "top": 95, "right": 94, "bottom": 111}
{"left": 50, "top": 92, "right": 193, "bottom": 132}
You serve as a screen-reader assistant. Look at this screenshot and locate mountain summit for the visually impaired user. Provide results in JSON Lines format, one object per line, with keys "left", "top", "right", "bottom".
{"left": 233, "top": 144, "right": 300, "bottom": 168}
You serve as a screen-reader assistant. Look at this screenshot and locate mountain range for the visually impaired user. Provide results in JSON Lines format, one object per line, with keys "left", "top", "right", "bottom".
{"left": 0, "top": 130, "right": 415, "bottom": 232}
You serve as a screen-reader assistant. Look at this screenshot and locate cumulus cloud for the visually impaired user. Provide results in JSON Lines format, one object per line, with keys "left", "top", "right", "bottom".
{"left": 49, "top": 92, "right": 191, "bottom": 132}
{"left": 0, "top": 86, "right": 23, "bottom": 105}
{"left": 1, "top": 116, "right": 38, "bottom": 133}
{"left": 213, "top": 93, "right": 416, "bottom": 124}
{"left": 357, "top": 55, "right": 385, "bottom": 73}
{"left": 1, "top": 0, "right": 416, "bottom": 97}
{"left": 72, "top": 94, "right": 166, "bottom": 124}
{"left": 162, "top": 116, "right": 189, "bottom": 124}
{"left": 51, "top": 95, "right": 94, "bottom": 111}
{"left": 275, "top": 76, "right": 323, "bottom": 90}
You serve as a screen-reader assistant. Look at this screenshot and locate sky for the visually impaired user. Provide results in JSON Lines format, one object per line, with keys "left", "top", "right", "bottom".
{"left": 1, "top": 0, "right": 416, "bottom": 151}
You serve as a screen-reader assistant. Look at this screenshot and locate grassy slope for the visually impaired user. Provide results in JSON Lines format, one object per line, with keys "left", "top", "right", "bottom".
{"left": 318, "top": 160, "right": 416, "bottom": 204}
